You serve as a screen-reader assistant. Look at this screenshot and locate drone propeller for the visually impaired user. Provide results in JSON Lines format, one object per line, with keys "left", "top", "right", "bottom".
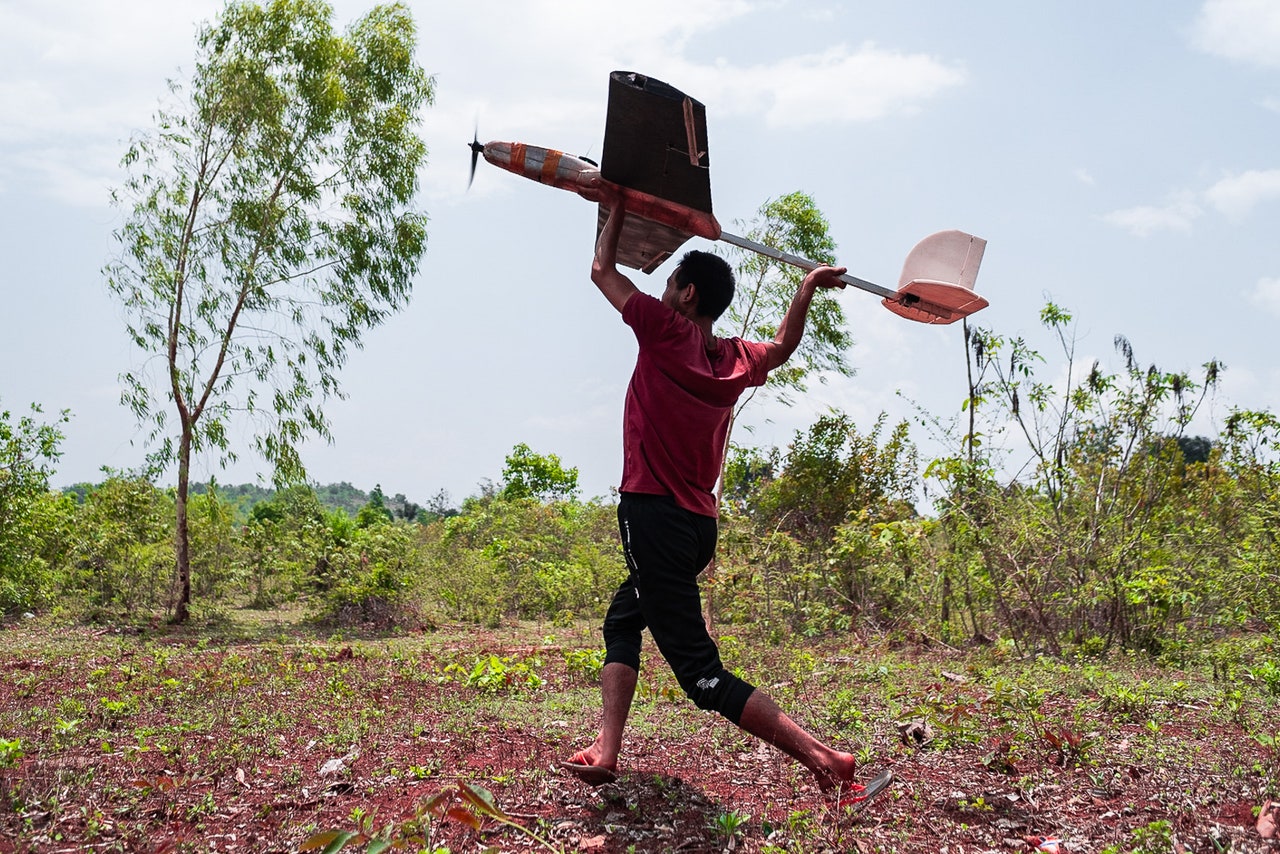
{"left": 467, "top": 128, "right": 484, "bottom": 190}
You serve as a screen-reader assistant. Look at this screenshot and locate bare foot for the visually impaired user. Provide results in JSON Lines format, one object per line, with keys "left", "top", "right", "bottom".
{"left": 813, "top": 749, "right": 858, "bottom": 792}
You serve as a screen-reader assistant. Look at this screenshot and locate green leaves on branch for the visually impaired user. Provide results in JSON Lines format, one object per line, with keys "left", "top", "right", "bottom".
{"left": 723, "top": 191, "right": 853, "bottom": 410}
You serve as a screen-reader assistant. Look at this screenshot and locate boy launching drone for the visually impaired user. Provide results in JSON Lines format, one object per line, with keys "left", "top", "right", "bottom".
{"left": 564, "top": 183, "right": 891, "bottom": 803}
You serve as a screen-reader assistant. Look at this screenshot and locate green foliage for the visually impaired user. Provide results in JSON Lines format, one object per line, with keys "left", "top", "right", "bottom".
{"left": 723, "top": 191, "right": 852, "bottom": 408}
{"left": 717, "top": 411, "right": 919, "bottom": 634}
{"left": 499, "top": 443, "right": 579, "bottom": 503}
{"left": 355, "top": 484, "right": 394, "bottom": 528}
{"left": 105, "top": 0, "right": 434, "bottom": 621}
{"left": 0, "top": 737, "right": 23, "bottom": 769}
{"left": 440, "top": 653, "right": 545, "bottom": 693}
{"left": 711, "top": 810, "right": 750, "bottom": 840}
{"left": 0, "top": 403, "right": 71, "bottom": 614}
{"left": 1100, "top": 819, "right": 1174, "bottom": 854}
{"left": 922, "top": 303, "right": 1268, "bottom": 653}
{"left": 186, "top": 484, "right": 239, "bottom": 600}
{"left": 303, "top": 781, "right": 562, "bottom": 853}
{"left": 563, "top": 647, "right": 606, "bottom": 684}
{"left": 312, "top": 521, "right": 420, "bottom": 628}
{"left": 423, "top": 494, "right": 621, "bottom": 625}
{"left": 241, "top": 487, "right": 327, "bottom": 608}
{"left": 68, "top": 474, "right": 175, "bottom": 619}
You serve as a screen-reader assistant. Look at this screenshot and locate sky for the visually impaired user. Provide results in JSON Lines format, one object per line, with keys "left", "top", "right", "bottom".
{"left": 2, "top": 0, "right": 1278, "bottom": 507}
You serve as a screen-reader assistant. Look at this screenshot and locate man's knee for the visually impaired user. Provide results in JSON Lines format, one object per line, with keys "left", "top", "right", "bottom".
{"left": 679, "top": 668, "right": 754, "bottom": 724}
{"left": 602, "top": 630, "right": 642, "bottom": 672}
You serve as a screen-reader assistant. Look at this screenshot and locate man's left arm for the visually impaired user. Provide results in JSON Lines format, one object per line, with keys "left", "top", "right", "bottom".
{"left": 762, "top": 266, "right": 847, "bottom": 372}
{"left": 586, "top": 183, "right": 639, "bottom": 314}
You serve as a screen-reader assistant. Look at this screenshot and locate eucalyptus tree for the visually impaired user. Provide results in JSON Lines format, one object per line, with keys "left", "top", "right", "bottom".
{"left": 105, "top": 0, "right": 434, "bottom": 621}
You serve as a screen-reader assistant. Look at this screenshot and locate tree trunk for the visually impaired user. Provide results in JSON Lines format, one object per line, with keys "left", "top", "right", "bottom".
{"left": 172, "top": 423, "right": 193, "bottom": 623}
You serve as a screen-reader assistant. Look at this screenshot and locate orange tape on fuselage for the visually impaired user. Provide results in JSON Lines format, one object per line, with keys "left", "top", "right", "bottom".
{"left": 510, "top": 143, "right": 527, "bottom": 175}
{"left": 541, "top": 150, "right": 562, "bottom": 185}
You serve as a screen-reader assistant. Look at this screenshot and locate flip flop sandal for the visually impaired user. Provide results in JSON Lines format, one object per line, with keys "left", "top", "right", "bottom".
{"left": 560, "top": 761, "right": 618, "bottom": 786}
{"left": 834, "top": 768, "right": 894, "bottom": 808}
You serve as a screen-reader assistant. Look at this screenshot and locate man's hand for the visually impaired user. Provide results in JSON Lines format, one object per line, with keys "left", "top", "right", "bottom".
{"left": 803, "top": 265, "right": 848, "bottom": 291}
{"left": 578, "top": 177, "right": 623, "bottom": 208}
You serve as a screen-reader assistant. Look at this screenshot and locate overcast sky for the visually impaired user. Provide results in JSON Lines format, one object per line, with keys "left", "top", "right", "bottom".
{"left": 2, "top": 0, "right": 1278, "bottom": 506}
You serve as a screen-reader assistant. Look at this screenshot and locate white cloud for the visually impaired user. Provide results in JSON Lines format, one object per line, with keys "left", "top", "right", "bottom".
{"left": 1103, "top": 169, "right": 1280, "bottom": 236}
{"left": 682, "top": 43, "right": 966, "bottom": 128}
{"left": 1102, "top": 195, "right": 1203, "bottom": 237}
{"left": 1203, "top": 169, "right": 1280, "bottom": 218}
{"left": 2, "top": 0, "right": 968, "bottom": 208}
{"left": 1191, "top": 0, "right": 1280, "bottom": 68}
{"left": 1248, "top": 277, "right": 1280, "bottom": 316}
{"left": 1075, "top": 168, "right": 1096, "bottom": 186}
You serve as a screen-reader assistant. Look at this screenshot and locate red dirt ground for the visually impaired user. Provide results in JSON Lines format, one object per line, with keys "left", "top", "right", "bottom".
{"left": 1, "top": 619, "right": 1277, "bottom": 853}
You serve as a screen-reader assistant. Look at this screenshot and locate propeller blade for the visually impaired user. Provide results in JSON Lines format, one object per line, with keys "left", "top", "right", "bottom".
{"left": 467, "top": 130, "right": 484, "bottom": 190}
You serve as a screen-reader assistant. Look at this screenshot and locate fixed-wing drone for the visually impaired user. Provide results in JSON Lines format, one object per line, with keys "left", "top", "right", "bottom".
{"left": 469, "top": 71, "right": 988, "bottom": 325}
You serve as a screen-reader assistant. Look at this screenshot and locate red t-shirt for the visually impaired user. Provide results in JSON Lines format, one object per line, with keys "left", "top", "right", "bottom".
{"left": 620, "top": 292, "right": 771, "bottom": 517}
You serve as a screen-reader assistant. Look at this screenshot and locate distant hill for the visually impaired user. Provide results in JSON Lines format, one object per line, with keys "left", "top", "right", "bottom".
{"left": 63, "top": 480, "right": 454, "bottom": 524}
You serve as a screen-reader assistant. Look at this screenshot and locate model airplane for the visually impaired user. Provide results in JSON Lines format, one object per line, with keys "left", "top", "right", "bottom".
{"left": 470, "top": 71, "right": 988, "bottom": 325}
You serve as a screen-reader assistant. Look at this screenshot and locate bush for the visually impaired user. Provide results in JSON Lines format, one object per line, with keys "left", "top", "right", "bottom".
{"left": 67, "top": 474, "right": 174, "bottom": 620}
{"left": 419, "top": 495, "right": 622, "bottom": 624}
{"left": 0, "top": 403, "right": 71, "bottom": 615}
{"left": 312, "top": 521, "right": 420, "bottom": 628}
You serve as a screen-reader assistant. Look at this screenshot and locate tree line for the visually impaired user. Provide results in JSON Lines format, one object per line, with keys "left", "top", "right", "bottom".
{"left": 3, "top": 353, "right": 1277, "bottom": 657}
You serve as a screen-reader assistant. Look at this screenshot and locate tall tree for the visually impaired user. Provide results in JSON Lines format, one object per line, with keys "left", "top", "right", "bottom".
{"left": 105, "top": 0, "right": 434, "bottom": 622}
{"left": 722, "top": 191, "right": 854, "bottom": 416}
{"left": 499, "top": 443, "right": 580, "bottom": 503}
{"left": 707, "top": 192, "right": 854, "bottom": 623}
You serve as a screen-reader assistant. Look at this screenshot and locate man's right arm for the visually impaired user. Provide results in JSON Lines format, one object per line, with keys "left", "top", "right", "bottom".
{"left": 588, "top": 186, "right": 639, "bottom": 314}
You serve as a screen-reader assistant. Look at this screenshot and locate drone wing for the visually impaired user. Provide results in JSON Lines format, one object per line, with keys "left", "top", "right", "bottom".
{"left": 597, "top": 71, "right": 715, "bottom": 273}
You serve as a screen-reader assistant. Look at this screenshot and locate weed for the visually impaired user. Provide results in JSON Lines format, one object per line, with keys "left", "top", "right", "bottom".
{"left": 1245, "top": 659, "right": 1280, "bottom": 697}
{"left": 439, "top": 654, "right": 545, "bottom": 694}
{"left": 563, "top": 647, "right": 605, "bottom": 683}
{"left": 826, "top": 689, "right": 868, "bottom": 730}
{"left": 52, "top": 717, "right": 82, "bottom": 746}
{"left": 917, "top": 691, "right": 984, "bottom": 748}
{"left": 1042, "top": 726, "right": 1096, "bottom": 766}
{"left": 98, "top": 695, "right": 140, "bottom": 727}
{"left": 711, "top": 809, "right": 750, "bottom": 843}
{"left": 982, "top": 738, "right": 1019, "bottom": 774}
{"left": 1219, "top": 689, "right": 1248, "bottom": 725}
{"left": 1099, "top": 681, "right": 1152, "bottom": 718}
{"left": 1100, "top": 819, "right": 1174, "bottom": 854}
{"left": 302, "top": 781, "right": 562, "bottom": 853}
{"left": 0, "top": 738, "right": 22, "bottom": 769}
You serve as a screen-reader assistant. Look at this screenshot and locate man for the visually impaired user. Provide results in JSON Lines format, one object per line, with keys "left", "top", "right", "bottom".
{"left": 565, "top": 185, "right": 882, "bottom": 799}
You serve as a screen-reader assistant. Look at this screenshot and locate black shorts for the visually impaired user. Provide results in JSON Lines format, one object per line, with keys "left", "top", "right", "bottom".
{"left": 602, "top": 492, "right": 755, "bottom": 724}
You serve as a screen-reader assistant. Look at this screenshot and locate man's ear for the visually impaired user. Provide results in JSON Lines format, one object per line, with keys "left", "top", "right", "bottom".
{"left": 679, "top": 282, "right": 699, "bottom": 311}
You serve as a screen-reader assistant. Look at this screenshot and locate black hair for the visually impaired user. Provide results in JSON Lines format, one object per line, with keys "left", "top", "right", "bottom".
{"left": 674, "top": 250, "right": 735, "bottom": 319}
